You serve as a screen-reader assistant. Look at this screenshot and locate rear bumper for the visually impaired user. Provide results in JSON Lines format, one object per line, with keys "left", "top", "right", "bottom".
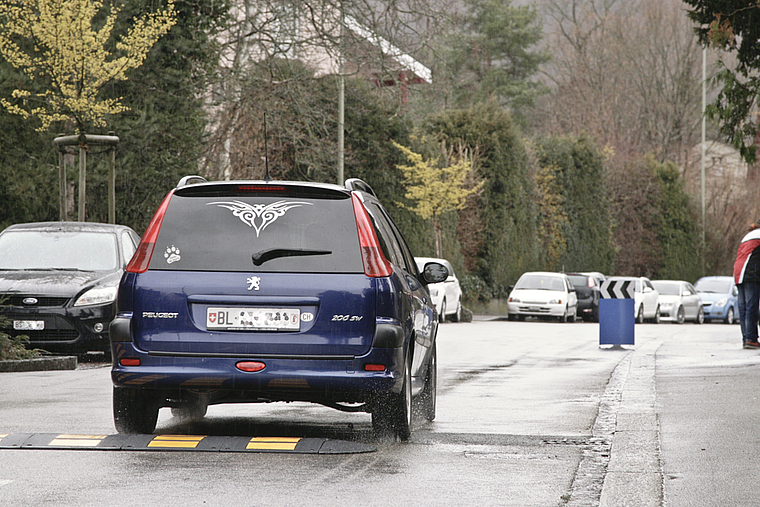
{"left": 110, "top": 341, "right": 405, "bottom": 405}
{"left": 109, "top": 316, "right": 410, "bottom": 405}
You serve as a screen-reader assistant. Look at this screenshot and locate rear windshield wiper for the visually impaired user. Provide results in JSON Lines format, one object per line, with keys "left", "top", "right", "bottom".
{"left": 252, "top": 248, "right": 332, "bottom": 266}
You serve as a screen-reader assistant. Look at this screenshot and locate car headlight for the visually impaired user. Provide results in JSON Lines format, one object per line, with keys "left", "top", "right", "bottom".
{"left": 715, "top": 298, "right": 728, "bottom": 308}
{"left": 660, "top": 302, "right": 673, "bottom": 309}
{"left": 429, "top": 288, "right": 439, "bottom": 297}
{"left": 548, "top": 299, "right": 561, "bottom": 305}
{"left": 74, "top": 286, "right": 118, "bottom": 307}
{"left": 509, "top": 296, "right": 520, "bottom": 303}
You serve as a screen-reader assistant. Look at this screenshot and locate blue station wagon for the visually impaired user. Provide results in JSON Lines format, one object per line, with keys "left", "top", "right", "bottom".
{"left": 110, "top": 177, "right": 446, "bottom": 440}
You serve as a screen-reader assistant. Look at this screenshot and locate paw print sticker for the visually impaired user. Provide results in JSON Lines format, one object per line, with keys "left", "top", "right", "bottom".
{"left": 164, "top": 245, "right": 181, "bottom": 264}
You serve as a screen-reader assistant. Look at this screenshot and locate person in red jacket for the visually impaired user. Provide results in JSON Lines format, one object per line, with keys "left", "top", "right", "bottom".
{"left": 734, "top": 221, "right": 760, "bottom": 349}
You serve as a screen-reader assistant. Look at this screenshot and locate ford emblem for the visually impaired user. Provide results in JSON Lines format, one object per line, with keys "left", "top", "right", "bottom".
{"left": 22, "top": 297, "right": 38, "bottom": 305}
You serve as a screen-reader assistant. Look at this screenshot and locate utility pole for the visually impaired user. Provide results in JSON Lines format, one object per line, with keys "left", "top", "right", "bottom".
{"left": 337, "top": 5, "right": 345, "bottom": 186}
{"left": 701, "top": 46, "right": 706, "bottom": 276}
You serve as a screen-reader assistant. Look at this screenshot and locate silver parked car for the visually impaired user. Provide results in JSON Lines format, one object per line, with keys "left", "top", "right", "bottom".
{"left": 652, "top": 280, "right": 704, "bottom": 324}
{"left": 507, "top": 271, "right": 578, "bottom": 322}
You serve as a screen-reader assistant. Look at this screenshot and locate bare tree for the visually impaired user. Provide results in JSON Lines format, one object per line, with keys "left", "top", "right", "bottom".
{"left": 534, "top": 0, "right": 705, "bottom": 166}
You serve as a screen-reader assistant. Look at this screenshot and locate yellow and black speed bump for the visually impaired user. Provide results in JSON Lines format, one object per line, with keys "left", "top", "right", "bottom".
{"left": 0, "top": 433, "right": 376, "bottom": 454}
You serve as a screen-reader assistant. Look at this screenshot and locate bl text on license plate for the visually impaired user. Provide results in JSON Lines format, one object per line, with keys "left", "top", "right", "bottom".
{"left": 206, "top": 307, "right": 300, "bottom": 331}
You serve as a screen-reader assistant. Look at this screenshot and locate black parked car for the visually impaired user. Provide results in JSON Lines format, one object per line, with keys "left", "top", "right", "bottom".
{"left": 0, "top": 222, "right": 140, "bottom": 355}
{"left": 566, "top": 272, "right": 603, "bottom": 322}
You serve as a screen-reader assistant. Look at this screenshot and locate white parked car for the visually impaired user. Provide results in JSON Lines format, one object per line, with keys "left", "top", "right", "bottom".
{"left": 415, "top": 257, "right": 463, "bottom": 322}
{"left": 651, "top": 280, "right": 704, "bottom": 324}
{"left": 507, "top": 271, "right": 578, "bottom": 322}
{"left": 605, "top": 276, "right": 661, "bottom": 323}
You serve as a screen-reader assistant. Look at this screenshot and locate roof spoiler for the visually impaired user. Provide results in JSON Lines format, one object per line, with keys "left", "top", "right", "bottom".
{"left": 344, "top": 178, "right": 376, "bottom": 197}
{"left": 176, "top": 175, "right": 208, "bottom": 188}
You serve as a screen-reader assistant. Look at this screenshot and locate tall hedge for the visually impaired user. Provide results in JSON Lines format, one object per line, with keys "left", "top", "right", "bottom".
{"left": 650, "top": 157, "right": 702, "bottom": 281}
{"left": 534, "top": 136, "right": 615, "bottom": 274}
{"left": 423, "top": 102, "right": 540, "bottom": 293}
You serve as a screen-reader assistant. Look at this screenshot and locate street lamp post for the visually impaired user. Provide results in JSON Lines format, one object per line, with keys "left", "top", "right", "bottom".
{"left": 701, "top": 46, "right": 706, "bottom": 275}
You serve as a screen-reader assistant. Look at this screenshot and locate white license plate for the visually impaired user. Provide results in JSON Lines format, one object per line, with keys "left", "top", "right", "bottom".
{"left": 206, "top": 307, "right": 300, "bottom": 331}
{"left": 13, "top": 320, "right": 45, "bottom": 331}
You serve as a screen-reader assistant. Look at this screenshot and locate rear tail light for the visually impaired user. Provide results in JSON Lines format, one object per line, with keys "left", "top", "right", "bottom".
{"left": 119, "top": 358, "right": 141, "bottom": 367}
{"left": 351, "top": 193, "right": 392, "bottom": 277}
{"left": 126, "top": 190, "right": 175, "bottom": 273}
{"left": 236, "top": 361, "right": 266, "bottom": 372}
{"left": 364, "top": 364, "right": 386, "bottom": 372}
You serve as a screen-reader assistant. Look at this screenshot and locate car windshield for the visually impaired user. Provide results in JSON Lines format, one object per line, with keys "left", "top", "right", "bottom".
{"left": 695, "top": 279, "right": 732, "bottom": 294}
{"left": 567, "top": 275, "right": 590, "bottom": 286}
{"left": 515, "top": 274, "right": 566, "bottom": 291}
{"left": 0, "top": 230, "right": 119, "bottom": 271}
{"left": 653, "top": 282, "right": 680, "bottom": 296}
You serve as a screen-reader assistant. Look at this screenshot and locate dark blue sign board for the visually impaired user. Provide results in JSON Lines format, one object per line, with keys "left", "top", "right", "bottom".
{"left": 599, "top": 298, "right": 635, "bottom": 346}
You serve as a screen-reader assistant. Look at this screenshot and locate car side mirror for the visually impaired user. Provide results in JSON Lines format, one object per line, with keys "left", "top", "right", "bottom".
{"left": 421, "top": 262, "right": 448, "bottom": 284}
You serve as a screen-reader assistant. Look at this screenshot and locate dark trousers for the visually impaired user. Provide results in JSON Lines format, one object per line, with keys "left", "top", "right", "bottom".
{"left": 738, "top": 282, "right": 760, "bottom": 343}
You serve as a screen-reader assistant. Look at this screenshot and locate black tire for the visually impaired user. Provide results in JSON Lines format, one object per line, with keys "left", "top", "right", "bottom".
{"left": 636, "top": 305, "right": 645, "bottom": 324}
{"left": 418, "top": 343, "right": 437, "bottom": 422}
{"left": 653, "top": 306, "right": 661, "bottom": 324}
{"left": 675, "top": 306, "right": 685, "bottom": 324}
{"left": 439, "top": 299, "right": 447, "bottom": 323}
{"left": 451, "top": 299, "right": 461, "bottom": 323}
{"left": 725, "top": 307, "right": 734, "bottom": 325}
{"left": 696, "top": 307, "right": 704, "bottom": 324}
{"left": 113, "top": 386, "right": 160, "bottom": 434}
{"left": 372, "top": 354, "right": 412, "bottom": 441}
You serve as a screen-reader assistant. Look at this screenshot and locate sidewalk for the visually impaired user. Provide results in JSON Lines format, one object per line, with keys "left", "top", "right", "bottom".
{"left": 592, "top": 324, "right": 760, "bottom": 507}
{"left": 655, "top": 325, "right": 760, "bottom": 507}
{"left": 599, "top": 339, "right": 662, "bottom": 507}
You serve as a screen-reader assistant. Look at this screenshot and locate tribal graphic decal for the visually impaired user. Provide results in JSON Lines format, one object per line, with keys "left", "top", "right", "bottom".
{"left": 207, "top": 200, "right": 312, "bottom": 237}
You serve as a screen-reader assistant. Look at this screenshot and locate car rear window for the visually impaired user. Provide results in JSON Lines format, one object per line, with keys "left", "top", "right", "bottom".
{"left": 150, "top": 194, "right": 364, "bottom": 273}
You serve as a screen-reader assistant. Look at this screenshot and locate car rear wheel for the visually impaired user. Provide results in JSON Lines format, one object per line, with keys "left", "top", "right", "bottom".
{"left": 636, "top": 305, "right": 645, "bottom": 324}
{"left": 372, "top": 354, "right": 412, "bottom": 440}
{"left": 439, "top": 299, "right": 447, "bottom": 323}
{"left": 725, "top": 307, "right": 735, "bottom": 325}
{"left": 695, "top": 307, "right": 704, "bottom": 324}
{"left": 113, "top": 386, "right": 160, "bottom": 434}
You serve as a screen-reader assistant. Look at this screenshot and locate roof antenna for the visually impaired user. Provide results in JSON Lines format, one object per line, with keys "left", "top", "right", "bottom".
{"left": 263, "top": 111, "right": 272, "bottom": 182}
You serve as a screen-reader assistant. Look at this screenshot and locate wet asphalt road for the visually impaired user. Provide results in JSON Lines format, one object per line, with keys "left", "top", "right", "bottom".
{"left": 0, "top": 318, "right": 755, "bottom": 506}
